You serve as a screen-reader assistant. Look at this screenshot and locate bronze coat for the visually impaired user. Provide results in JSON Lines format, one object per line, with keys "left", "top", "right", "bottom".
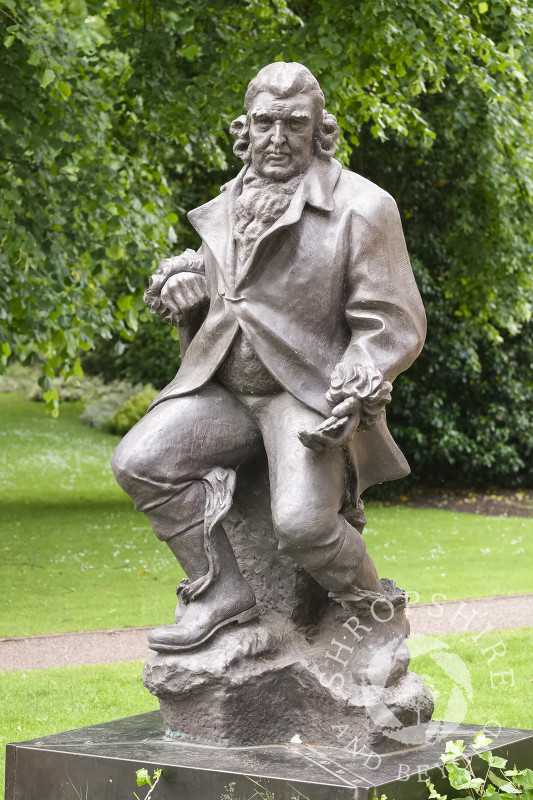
{"left": 151, "top": 157, "right": 426, "bottom": 494}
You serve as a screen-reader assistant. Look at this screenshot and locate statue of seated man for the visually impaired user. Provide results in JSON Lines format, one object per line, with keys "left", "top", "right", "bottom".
{"left": 112, "top": 62, "right": 426, "bottom": 654}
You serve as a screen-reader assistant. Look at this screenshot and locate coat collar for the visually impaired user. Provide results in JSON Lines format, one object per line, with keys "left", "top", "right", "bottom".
{"left": 187, "top": 157, "right": 342, "bottom": 284}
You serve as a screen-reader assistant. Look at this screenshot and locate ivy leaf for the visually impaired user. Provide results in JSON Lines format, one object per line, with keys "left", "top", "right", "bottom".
{"left": 446, "top": 763, "right": 474, "bottom": 789}
{"left": 426, "top": 779, "right": 447, "bottom": 799}
{"left": 481, "top": 752, "right": 508, "bottom": 769}
{"left": 441, "top": 740, "right": 466, "bottom": 763}
{"left": 117, "top": 295, "right": 133, "bottom": 312}
{"left": 180, "top": 44, "right": 199, "bottom": 60}
{"left": 509, "top": 769, "right": 533, "bottom": 789}
{"left": 28, "top": 48, "right": 44, "bottom": 66}
{"left": 473, "top": 732, "right": 493, "bottom": 749}
{"left": 136, "top": 769, "right": 151, "bottom": 787}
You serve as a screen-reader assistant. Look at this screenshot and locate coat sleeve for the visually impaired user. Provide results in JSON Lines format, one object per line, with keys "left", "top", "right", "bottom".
{"left": 340, "top": 193, "right": 426, "bottom": 384}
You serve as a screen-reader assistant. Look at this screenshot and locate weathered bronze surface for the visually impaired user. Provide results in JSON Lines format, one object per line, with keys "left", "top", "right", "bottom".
{"left": 112, "top": 62, "right": 430, "bottom": 747}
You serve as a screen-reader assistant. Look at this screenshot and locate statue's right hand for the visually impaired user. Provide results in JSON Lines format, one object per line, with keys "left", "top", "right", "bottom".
{"left": 159, "top": 271, "right": 208, "bottom": 322}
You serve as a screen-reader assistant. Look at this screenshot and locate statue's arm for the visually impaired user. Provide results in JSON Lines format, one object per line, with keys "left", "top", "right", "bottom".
{"left": 143, "top": 247, "right": 209, "bottom": 328}
{"left": 300, "top": 194, "right": 425, "bottom": 452}
{"left": 340, "top": 193, "right": 426, "bottom": 388}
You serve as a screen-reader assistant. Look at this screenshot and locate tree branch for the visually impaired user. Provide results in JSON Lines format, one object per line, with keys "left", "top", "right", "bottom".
{"left": 0, "top": 7, "right": 19, "bottom": 24}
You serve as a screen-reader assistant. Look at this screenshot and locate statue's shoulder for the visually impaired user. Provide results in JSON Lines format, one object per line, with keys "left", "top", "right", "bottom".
{"left": 335, "top": 165, "right": 398, "bottom": 224}
{"left": 219, "top": 166, "right": 247, "bottom": 195}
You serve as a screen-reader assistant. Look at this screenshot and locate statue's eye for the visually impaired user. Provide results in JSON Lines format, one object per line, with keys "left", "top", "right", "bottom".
{"left": 289, "top": 118, "right": 306, "bottom": 131}
{"left": 255, "top": 116, "right": 272, "bottom": 130}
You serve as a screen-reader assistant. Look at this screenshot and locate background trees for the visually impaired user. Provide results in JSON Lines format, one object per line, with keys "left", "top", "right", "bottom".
{"left": 1, "top": 0, "right": 532, "bottom": 485}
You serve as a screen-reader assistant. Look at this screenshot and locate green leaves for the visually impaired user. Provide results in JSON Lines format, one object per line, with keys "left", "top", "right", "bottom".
{"left": 57, "top": 80, "right": 71, "bottom": 99}
{"left": 481, "top": 752, "right": 510, "bottom": 769}
{"left": 40, "top": 68, "right": 55, "bottom": 88}
{"left": 1, "top": 0, "right": 533, "bottom": 462}
{"left": 106, "top": 246, "right": 126, "bottom": 261}
{"left": 135, "top": 769, "right": 151, "bottom": 787}
{"left": 135, "top": 767, "right": 162, "bottom": 799}
{"left": 473, "top": 732, "right": 494, "bottom": 750}
{"left": 446, "top": 763, "right": 484, "bottom": 791}
{"left": 434, "top": 736, "right": 532, "bottom": 800}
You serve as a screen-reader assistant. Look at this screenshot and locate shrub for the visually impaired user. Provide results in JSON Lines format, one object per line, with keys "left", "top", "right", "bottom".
{"left": 81, "top": 315, "right": 181, "bottom": 390}
{"left": 0, "top": 361, "right": 41, "bottom": 394}
{"left": 79, "top": 380, "right": 144, "bottom": 429}
{"left": 106, "top": 385, "right": 158, "bottom": 436}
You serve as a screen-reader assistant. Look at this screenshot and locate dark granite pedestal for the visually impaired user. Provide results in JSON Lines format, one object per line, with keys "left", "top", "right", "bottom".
{"left": 6, "top": 711, "right": 533, "bottom": 800}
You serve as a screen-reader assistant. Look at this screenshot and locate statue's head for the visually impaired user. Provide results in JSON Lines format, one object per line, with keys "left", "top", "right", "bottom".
{"left": 231, "top": 62, "right": 340, "bottom": 181}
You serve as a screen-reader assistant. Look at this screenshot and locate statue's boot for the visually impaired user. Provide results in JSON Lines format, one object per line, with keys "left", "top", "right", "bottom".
{"left": 297, "top": 519, "right": 384, "bottom": 606}
{"left": 148, "top": 522, "right": 258, "bottom": 653}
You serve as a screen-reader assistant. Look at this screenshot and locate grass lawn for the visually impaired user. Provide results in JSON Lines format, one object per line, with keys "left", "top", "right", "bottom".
{"left": 0, "top": 660, "right": 158, "bottom": 797}
{"left": 1, "top": 393, "right": 532, "bottom": 636}
{"left": 408, "top": 627, "right": 533, "bottom": 732}
{"left": 366, "top": 504, "right": 531, "bottom": 604}
{"left": 0, "top": 393, "right": 182, "bottom": 637}
{"left": 1, "top": 628, "right": 531, "bottom": 797}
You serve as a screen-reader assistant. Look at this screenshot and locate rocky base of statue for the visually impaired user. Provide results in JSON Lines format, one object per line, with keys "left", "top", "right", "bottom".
{"left": 142, "top": 578, "right": 433, "bottom": 751}
{"left": 142, "top": 460, "right": 433, "bottom": 750}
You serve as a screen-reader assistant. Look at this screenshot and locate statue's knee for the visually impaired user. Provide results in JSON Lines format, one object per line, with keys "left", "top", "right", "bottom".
{"left": 111, "top": 434, "right": 140, "bottom": 493}
{"left": 111, "top": 428, "right": 164, "bottom": 497}
{"left": 273, "top": 505, "right": 337, "bottom": 552}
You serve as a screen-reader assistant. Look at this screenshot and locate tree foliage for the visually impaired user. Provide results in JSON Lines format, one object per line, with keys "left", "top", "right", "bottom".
{"left": 1, "top": 0, "right": 532, "bottom": 483}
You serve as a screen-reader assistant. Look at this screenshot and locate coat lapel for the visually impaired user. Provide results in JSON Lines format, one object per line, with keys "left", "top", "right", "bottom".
{"left": 187, "top": 159, "right": 342, "bottom": 291}
{"left": 235, "top": 158, "right": 342, "bottom": 289}
{"left": 187, "top": 169, "right": 245, "bottom": 289}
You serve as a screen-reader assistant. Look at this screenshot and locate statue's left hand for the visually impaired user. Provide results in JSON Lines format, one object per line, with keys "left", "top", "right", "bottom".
{"left": 298, "top": 397, "right": 361, "bottom": 452}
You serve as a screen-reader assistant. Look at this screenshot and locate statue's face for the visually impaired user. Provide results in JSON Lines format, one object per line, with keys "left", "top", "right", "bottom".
{"left": 248, "top": 91, "right": 316, "bottom": 180}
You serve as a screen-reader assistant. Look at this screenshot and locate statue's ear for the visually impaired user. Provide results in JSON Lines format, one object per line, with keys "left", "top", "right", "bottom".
{"left": 229, "top": 114, "right": 247, "bottom": 138}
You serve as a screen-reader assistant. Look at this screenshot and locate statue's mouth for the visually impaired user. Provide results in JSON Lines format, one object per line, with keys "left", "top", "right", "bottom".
{"left": 265, "top": 153, "right": 290, "bottom": 163}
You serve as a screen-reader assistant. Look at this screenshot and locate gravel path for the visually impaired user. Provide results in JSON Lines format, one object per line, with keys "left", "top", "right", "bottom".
{"left": 1, "top": 594, "right": 531, "bottom": 672}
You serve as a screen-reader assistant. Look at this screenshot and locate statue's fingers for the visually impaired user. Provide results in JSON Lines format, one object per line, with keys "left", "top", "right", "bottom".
{"left": 182, "top": 279, "right": 201, "bottom": 309}
{"left": 315, "top": 415, "right": 348, "bottom": 434}
{"left": 190, "top": 277, "right": 207, "bottom": 306}
{"left": 298, "top": 429, "right": 336, "bottom": 451}
{"left": 332, "top": 398, "right": 360, "bottom": 418}
{"left": 160, "top": 285, "right": 181, "bottom": 314}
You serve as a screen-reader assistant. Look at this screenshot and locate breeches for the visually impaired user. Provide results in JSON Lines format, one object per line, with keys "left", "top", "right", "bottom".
{"left": 112, "top": 383, "right": 366, "bottom": 571}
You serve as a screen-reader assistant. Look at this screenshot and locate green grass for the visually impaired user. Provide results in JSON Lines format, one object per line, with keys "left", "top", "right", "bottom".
{"left": 408, "top": 627, "right": 533, "bottom": 731}
{"left": 0, "top": 393, "right": 183, "bottom": 636}
{"left": 1, "top": 393, "right": 532, "bottom": 636}
{"left": 0, "top": 660, "right": 158, "bottom": 798}
{"left": 367, "top": 504, "right": 532, "bottom": 603}
{"left": 1, "top": 628, "right": 531, "bottom": 798}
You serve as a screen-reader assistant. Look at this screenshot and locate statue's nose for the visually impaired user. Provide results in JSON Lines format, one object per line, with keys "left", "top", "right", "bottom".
{"left": 271, "top": 121, "right": 286, "bottom": 147}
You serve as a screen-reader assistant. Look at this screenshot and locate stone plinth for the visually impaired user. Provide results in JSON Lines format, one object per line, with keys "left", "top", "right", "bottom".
{"left": 6, "top": 714, "right": 533, "bottom": 800}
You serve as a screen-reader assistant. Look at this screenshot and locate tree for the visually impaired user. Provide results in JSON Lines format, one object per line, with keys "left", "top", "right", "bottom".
{"left": 1, "top": 0, "right": 532, "bottom": 484}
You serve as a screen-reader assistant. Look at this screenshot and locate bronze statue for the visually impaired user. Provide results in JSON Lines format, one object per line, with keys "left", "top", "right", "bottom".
{"left": 112, "top": 62, "right": 426, "bottom": 657}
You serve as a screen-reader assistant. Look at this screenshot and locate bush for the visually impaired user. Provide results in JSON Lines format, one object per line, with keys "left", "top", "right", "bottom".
{"left": 79, "top": 379, "right": 144, "bottom": 429}
{"left": 106, "top": 385, "right": 158, "bottom": 436}
{"left": 0, "top": 361, "right": 41, "bottom": 394}
{"left": 0, "top": 362, "right": 136, "bottom": 407}
{"left": 81, "top": 315, "right": 181, "bottom": 390}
